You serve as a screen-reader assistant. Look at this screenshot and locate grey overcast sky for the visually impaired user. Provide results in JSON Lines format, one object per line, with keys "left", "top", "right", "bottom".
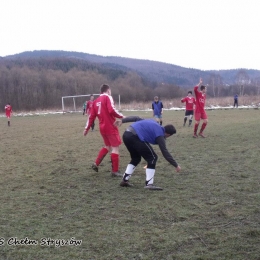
{"left": 1, "top": 0, "right": 260, "bottom": 71}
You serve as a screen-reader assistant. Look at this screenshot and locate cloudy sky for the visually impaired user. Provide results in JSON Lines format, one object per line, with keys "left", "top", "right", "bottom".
{"left": 1, "top": 0, "right": 260, "bottom": 71}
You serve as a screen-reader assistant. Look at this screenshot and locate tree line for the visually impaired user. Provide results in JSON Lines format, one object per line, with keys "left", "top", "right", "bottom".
{"left": 0, "top": 58, "right": 185, "bottom": 112}
{"left": 0, "top": 57, "right": 259, "bottom": 112}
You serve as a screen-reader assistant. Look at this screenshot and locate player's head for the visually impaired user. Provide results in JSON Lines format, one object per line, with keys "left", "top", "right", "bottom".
{"left": 164, "top": 124, "right": 176, "bottom": 138}
{"left": 188, "top": 91, "right": 192, "bottom": 96}
{"left": 100, "top": 84, "right": 111, "bottom": 95}
{"left": 200, "top": 85, "right": 207, "bottom": 93}
{"left": 154, "top": 96, "right": 159, "bottom": 102}
{"left": 90, "top": 94, "right": 94, "bottom": 100}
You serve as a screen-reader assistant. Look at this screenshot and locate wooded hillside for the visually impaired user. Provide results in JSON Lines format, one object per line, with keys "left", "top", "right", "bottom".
{"left": 1, "top": 50, "right": 260, "bottom": 111}
{"left": 0, "top": 57, "right": 183, "bottom": 111}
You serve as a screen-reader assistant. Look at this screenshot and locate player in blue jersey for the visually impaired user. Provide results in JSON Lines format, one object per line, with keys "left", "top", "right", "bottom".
{"left": 152, "top": 96, "right": 163, "bottom": 125}
{"left": 118, "top": 118, "right": 181, "bottom": 190}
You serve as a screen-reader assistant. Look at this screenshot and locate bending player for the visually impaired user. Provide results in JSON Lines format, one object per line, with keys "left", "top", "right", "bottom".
{"left": 117, "top": 118, "right": 181, "bottom": 190}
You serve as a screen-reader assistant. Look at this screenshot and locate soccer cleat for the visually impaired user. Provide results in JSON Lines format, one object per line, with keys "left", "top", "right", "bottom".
{"left": 193, "top": 134, "right": 198, "bottom": 138}
{"left": 199, "top": 133, "right": 206, "bottom": 138}
{"left": 144, "top": 184, "right": 163, "bottom": 190}
{"left": 120, "top": 181, "right": 133, "bottom": 187}
{"left": 91, "top": 163, "right": 98, "bottom": 172}
{"left": 111, "top": 171, "right": 122, "bottom": 177}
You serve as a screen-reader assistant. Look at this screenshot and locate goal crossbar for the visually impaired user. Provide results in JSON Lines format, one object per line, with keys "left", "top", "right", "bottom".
{"left": 62, "top": 94, "right": 121, "bottom": 112}
{"left": 62, "top": 94, "right": 100, "bottom": 112}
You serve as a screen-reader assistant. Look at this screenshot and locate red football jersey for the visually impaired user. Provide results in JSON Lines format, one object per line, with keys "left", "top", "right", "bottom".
{"left": 181, "top": 96, "right": 196, "bottom": 111}
{"left": 85, "top": 94, "right": 123, "bottom": 135}
{"left": 194, "top": 85, "right": 206, "bottom": 113}
{"left": 5, "top": 105, "right": 12, "bottom": 116}
{"left": 86, "top": 100, "right": 94, "bottom": 115}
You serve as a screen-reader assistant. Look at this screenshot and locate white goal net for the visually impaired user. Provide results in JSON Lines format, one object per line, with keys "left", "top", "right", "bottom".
{"left": 62, "top": 94, "right": 121, "bottom": 113}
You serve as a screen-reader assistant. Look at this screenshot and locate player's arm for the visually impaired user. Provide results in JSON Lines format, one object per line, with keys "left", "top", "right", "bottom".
{"left": 114, "top": 116, "right": 144, "bottom": 127}
{"left": 181, "top": 98, "right": 185, "bottom": 103}
{"left": 107, "top": 96, "right": 124, "bottom": 119}
{"left": 83, "top": 110, "right": 96, "bottom": 136}
{"left": 151, "top": 103, "right": 155, "bottom": 116}
{"left": 194, "top": 78, "right": 203, "bottom": 92}
{"left": 156, "top": 136, "right": 181, "bottom": 172}
{"left": 161, "top": 102, "right": 163, "bottom": 114}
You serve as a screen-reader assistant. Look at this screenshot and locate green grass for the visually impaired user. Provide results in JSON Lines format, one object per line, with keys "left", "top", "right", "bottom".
{"left": 0, "top": 109, "right": 260, "bottom": 260}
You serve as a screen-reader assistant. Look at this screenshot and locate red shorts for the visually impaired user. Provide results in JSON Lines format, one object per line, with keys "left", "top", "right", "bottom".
{"left": 6, "top": 113, "right": 11, "bottom": 119}
{"left": 101, "top": 134, "right": 122, "bottom": 147}
{"left": 195, "top": 111, "right": 207, "bottom": 121}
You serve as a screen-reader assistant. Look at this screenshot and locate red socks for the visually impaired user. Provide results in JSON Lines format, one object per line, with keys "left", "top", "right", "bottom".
{"left": 95, "top": 148, "right": 119, "bottom": 172}
{"left": 194, "top": 122, "right": 199, "bottom": 134}
{"left": 199, "top": 122, "right": 207, "bottom": 133}
{"left": 194, "top": 122, "right": 207, "bottom": 134}
{"left": 95, "top": 147, "right": 109, "bottom": 166}
{"left": 111, "top": 153, "right": 119, "bottom": 173}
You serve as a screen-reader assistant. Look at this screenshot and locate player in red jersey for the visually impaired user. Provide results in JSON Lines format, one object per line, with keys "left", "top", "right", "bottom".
{"left": 5, "top": 103, "right": 13, "bottom": 126}
{"left": 193, "top": 78, "right": 208, "bottom": 138}
{"left": 181, "top": 91, "right": 196, "bottom": 127}
{"left": 86, "top": 95, "right": 95, "bottom": 131}
{"left": 83, "top": 84, "right": 124, "bottom": 176}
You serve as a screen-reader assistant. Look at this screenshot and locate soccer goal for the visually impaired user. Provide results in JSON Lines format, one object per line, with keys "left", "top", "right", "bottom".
{"left": 61, "top": 94, "right": 121, "bottom": 113}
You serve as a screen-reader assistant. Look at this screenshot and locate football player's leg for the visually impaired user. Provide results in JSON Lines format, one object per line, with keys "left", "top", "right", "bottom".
{"left": 193, "top": 113, "right": 201, "bottom": 137}
{"left": 91, "top": 121, "right": 95, "bottom": 131}
{"left": 95, "top": 146, "right": 109, "bottom": 166}
{"left": 199, "top": 116, "right": 208, "bottom": 136}
{"left": 159, "top": 115, "right": 163, "bottom": 126}
{"left": 154, "top": 115, "right": 160, "bottom": 124}
{"left": 110, "top": 134, "right": 122, "bottom": 174}
{"left": 184, "top": 111, "right": 188, "bottom": 126}
{"left": 94, "top": 134, "right": 110, "bottom": 167}
{"left": 184, "top": 116, "right": 187, "bottom": 126}
{"left": 189, "top": 112, "right": 193, "bottom": 126}
{"left": 139, "top": 142, "right": 158, "bottom": 186}
{"left": 121, "top": 132, "right": 141, "bottom": 185}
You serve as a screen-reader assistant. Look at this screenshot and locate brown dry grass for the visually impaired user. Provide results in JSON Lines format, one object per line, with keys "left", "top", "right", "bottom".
{"left": 120, "top": 95, "right": 260, "bottom": 110}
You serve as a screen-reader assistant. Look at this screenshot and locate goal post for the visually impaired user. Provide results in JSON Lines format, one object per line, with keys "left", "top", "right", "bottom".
{"left": 62, "top": 94, "right": 121, "bottom": 113}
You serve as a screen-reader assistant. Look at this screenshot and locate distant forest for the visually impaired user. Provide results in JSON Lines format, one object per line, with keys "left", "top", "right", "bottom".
{"left": 1, "top": 51, "right": 260, "bottom": 111}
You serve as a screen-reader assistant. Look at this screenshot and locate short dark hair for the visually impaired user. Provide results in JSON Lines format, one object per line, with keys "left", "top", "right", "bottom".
{"left": 100, "top": 84, "right": 110, "bottom": 93}
{"left": 188, "top": 91, "right": 192, "bottom": 94}
{"left": 200, "top": 85, "right": 206, "bottom": 91}
{"left": 164, "top": 124, "right": 176, "bottom": 136}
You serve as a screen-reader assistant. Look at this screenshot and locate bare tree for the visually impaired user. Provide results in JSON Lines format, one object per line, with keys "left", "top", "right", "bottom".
{"left": 235, "top": 69, "right": 250, "bottom": 96}
{"left": 208, "top": 73, "right": 223, "bottom": 97}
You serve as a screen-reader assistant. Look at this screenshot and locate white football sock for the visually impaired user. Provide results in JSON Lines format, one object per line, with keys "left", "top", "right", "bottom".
{"left": 123, "top": 164, "right": 136, "bottom": 181}
{"left": 125, "top": 164, "right": 136, "bottom": 175}
{"left": 146, "top": 168, "right": 155, "bottom": 185}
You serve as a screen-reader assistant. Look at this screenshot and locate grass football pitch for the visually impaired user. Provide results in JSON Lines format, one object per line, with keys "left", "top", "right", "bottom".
{"left": 0, "top": 109, "right": 259, "bottom": 259}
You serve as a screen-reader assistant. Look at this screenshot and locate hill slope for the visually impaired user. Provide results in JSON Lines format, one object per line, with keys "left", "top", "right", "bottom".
{"left": 5, "top": 50, "right": 260, "bottom": 87}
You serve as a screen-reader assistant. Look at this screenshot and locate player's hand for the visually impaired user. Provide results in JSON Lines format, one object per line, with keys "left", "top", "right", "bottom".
{"left": 114, "top": 120, "right": 122, "bottom": 127}
{"left": 83, "top": 129, "right": 88, "bottom": 136}
{"left": 199, "top": 78, "right": 203, "bottom": 84}
{"left": 176, "top": 165, "right": 181, "bottom": 172}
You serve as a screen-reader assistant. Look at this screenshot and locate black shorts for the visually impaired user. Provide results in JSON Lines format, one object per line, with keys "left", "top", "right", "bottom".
{"left": 185, "top": 110, "right": 193, "bottom": 116}
{"left": 123, "top": 131, "right": 157, "bottom": 167}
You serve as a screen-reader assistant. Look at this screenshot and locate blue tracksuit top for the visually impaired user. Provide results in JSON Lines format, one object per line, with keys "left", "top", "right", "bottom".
{"left": 152, "top": 101, "right": 163, "bottom": 116}
{"left": 131, "top": 119, "right": 165, "bottom": 145}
